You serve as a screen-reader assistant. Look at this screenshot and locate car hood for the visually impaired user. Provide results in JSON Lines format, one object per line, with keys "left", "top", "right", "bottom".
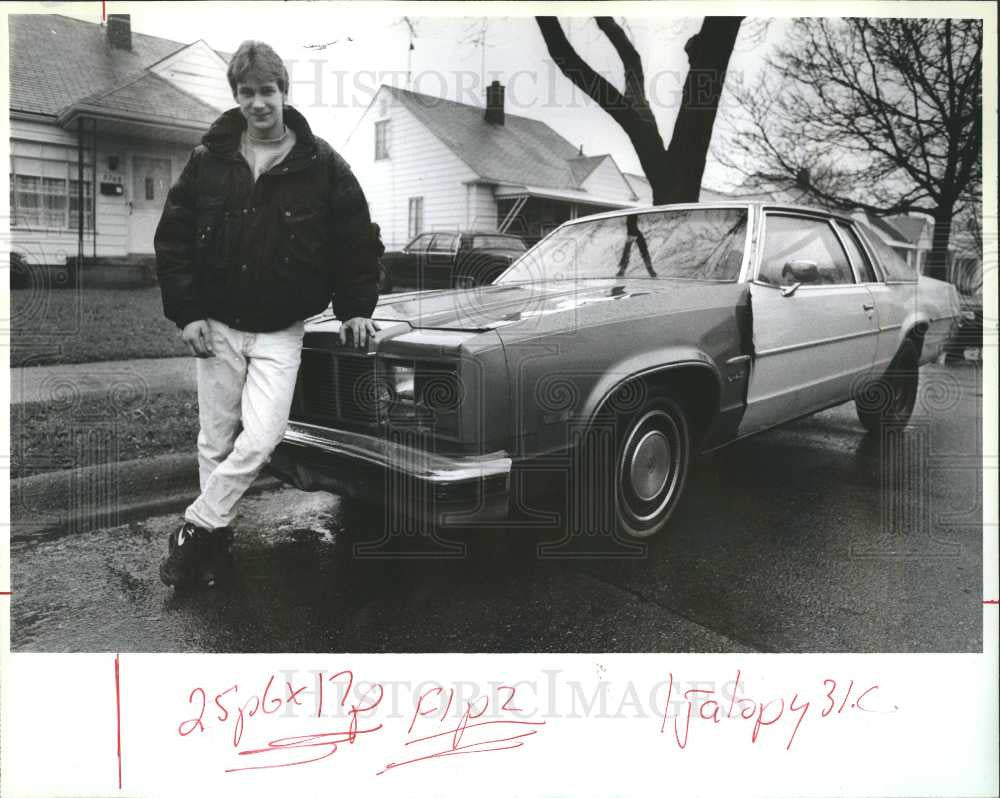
{"left": 370, "top": 279, "right": 739, "bottom": 332}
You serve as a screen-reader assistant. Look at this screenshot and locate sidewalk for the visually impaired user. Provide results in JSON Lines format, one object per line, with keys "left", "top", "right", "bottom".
{"left": 10, "top": 356, "right": 195, "bottom": 405}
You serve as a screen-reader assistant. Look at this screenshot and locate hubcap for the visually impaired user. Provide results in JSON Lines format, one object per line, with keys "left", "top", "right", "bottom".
{"left": 618, "top": 408, "right": 684, "bottom": 528}
{"left": 629, "top": 430, "right": 671, "bottom": 501}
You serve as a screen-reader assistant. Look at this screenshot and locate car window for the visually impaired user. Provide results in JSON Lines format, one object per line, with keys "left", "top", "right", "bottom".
{"left": 758, "top": 215, "right": 854, "bottom": 286}
{"left": 406, "top": 234, "right": 434, "bottom": 254}
{"left": 429, "top": 233, "right": 459, "bottom": 252}
{"left": 497, "top": 207, "right": 748, "bottom": 283}
{"left": 856, "top": 223, "right": 918, "bottom": 282}
{"left": 472, "top": 235, "right": 526, "bottom": 251}
{"left": 835, "top": 221, "right": 877, "bottom": 282}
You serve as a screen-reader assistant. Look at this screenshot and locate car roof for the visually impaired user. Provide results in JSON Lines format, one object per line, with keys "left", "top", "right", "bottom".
{"left": 413, "top": 230, "right": 522, "bottom": 236}
{"left": 561, "top": 201, "right": 858, "bottom": 226}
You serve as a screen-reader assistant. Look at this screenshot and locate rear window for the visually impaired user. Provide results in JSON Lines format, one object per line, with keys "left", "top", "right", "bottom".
{"left": 473, "top": 235, "right": 526, "bottom": 251}
{"left": 857, "top": 223, "right": 917, "bottom": 282}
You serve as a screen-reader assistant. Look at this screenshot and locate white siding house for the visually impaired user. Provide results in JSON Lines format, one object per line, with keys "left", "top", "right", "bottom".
{"left": 343, "top": 83, "right": 643, "bottom": 248}
{"left": 8, "top": 13, "right": 230, "bottom": 270}
{"left": 344, "top": 91, "right": 480, "bottom": 250}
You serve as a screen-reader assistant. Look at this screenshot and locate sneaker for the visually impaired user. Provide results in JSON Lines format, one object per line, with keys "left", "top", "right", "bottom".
{"left": 198, "top": 526, "right": 235, "bottom": 588}
{"left": 159, "top": 521, "right": 213, "bottom": 588}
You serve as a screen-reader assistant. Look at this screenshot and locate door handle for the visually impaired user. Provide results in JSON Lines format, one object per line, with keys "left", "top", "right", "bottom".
{"left": 863, "top": 302, "right": 875, "bottom": 311}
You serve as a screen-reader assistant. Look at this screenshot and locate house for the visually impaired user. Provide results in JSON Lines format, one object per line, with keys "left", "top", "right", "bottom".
{"left": 7, "top": 13, "right": 231, "bottom": 272}
{"left": 342, "top": 82, "right": 643, "bottom": 249}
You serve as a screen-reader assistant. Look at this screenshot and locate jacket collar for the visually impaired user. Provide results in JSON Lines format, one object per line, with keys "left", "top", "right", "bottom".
{"left": 202, "top": 105, "right": 318, "bottom": 160}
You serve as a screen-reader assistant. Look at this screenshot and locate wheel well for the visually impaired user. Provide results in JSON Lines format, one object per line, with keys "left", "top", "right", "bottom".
{"left": 603, "top": 365, "right": 720, "bottom": 444}
{"left": 901, "top": 323, "right": 928, "bottom": 361}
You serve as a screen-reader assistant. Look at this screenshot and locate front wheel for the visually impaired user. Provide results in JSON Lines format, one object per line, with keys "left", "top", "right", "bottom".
{"left": 856, "top": 340, "right": 919, "bottom": 433}
{"left": 612, "top": 397, "right": 691, "bottom": 539}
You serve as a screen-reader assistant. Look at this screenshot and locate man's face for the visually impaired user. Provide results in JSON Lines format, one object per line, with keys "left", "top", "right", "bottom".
{"left": 236, "top": 79, "right": 286, "bottom": 139}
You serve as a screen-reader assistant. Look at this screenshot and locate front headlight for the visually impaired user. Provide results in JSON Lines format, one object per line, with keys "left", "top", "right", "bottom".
{"left": 386, "top": 362, "right": 415, "bottom": 402}
{"left": 380, "top": 359, "right": 465, "bottom": 437}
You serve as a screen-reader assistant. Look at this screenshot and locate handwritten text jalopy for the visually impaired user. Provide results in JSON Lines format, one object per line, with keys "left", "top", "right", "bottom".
{"left": 661, "top": 670, "right": 889, "bottom": 751}
{"left": 177, "top": 670, "right": 545, "bottom": 774}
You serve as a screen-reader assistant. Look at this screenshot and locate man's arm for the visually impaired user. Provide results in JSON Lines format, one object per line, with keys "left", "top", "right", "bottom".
{"left": 154, "top": 150, "right": 205, "bottom": 330}
{"left": 325, "top": 149, "right": 381, "bottom": 324}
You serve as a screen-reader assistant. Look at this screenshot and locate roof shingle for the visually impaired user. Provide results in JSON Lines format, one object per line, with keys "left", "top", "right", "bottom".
{"left": 8, "top": 13, "right": 186, "bottom": 116}
{"left": 386, "top": 86, "right": 582, "bottom": 189}
{"left": 70, "top": 71, "right": 220, "bottom": 127}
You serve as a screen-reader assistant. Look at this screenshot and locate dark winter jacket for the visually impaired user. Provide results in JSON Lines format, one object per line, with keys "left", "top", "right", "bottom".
{"left": 154, "top": 105, "right": 380, "bottom": 332}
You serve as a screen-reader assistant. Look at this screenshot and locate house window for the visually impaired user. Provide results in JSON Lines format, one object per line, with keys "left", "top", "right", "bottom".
{"left": 375, "top": 120, "right": 390, "bottom": 160}
{"left": 408, "top": 197, "right": 424, "bottom": 238}
{"left": 10, "top": 156, "right": 93, "bottom": 230}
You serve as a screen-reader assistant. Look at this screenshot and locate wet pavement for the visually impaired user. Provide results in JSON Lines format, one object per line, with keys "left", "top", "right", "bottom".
{"left": 9, "top": 362, "right": 985, "bottom": 653}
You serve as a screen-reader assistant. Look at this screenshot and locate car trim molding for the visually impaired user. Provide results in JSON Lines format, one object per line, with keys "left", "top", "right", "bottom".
{"left": 756, "top": 328, "right": 880, "bottom": 358}
{"left": 282, "top": 421, "right": 512, "bottom": 483}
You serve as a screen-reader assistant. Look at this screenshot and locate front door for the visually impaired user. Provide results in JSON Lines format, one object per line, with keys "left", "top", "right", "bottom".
{"left": 739, "top": 212, "right": 879, "bottom": 436}
{"left": 128, "top": 156, "right": 172, "bottom": 254}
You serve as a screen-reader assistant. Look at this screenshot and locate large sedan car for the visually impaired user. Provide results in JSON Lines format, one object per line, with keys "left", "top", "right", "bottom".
{"left": 380, "top": 230, "right": 527, "bottom": 292}
{"left": 270, "top": 204, "right": 961, "bottom": 539}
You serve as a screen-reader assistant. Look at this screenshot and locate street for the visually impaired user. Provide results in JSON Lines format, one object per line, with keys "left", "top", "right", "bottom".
{"left": 10, "top": 362, "right": 984, "bottom": 654}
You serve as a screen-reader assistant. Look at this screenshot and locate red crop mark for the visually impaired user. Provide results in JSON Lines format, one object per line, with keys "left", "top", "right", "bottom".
{"left": 115, "top": 654, "right": 123, "bottom": 789}
{"left": 0, "top": 592, "right": 11, "bottom": 596}
{"left": 102, "top": 0, "right": 106, "bottom": 23}
{"left": 984, "top": 599, "right": 999, "bottom": 605}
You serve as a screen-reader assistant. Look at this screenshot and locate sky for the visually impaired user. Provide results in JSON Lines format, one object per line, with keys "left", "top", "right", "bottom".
{"left": 20, "top": 1, "right": 792, "bottom": 190}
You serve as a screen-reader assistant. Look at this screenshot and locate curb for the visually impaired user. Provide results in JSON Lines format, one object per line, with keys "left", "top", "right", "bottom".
{"left": 8, "top": 452, "right": 281, "bottom": 542}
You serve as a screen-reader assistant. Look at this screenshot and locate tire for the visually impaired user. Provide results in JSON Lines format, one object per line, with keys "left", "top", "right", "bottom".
{"left": 856, "top": 339, "right": 919, "bottom": 433}
{"left": 576, "top": 395, "right": 691, "bottom": 540}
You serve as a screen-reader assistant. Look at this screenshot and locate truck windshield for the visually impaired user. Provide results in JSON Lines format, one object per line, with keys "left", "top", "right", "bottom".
{"left": 497, "top": 207, "right": 749, "bottom": 283}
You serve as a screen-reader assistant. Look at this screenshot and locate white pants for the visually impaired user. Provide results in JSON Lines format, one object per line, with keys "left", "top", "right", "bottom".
{"left": 184, "top": 318, "right": 305, "bottom": 530}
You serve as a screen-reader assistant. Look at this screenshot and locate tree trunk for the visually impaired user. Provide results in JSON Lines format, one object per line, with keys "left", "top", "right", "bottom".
{"left": 926, "top": 205, "right": 954, "bottom": 281}
{"left": 652, "top": 17, "right": 743, "bottom": 204}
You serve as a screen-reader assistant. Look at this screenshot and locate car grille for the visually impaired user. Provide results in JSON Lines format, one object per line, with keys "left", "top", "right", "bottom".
{"left": 296, "top": 349, "right": 379, "bottom": 426}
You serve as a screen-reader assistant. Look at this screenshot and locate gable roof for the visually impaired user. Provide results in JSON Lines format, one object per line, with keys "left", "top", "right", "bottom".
{"left": 8, "top": 13, "right": 190, "bottom": 117}
{"left": 886, "top": 215, "right": 930, "bottom": 245}
{"left": 568, "top": 155, "right": 607, "bottom": 184}
{"left": 385, "top": 85, "right": 584, "bottom": 190}
{"left": 61, "top": 71, "right": 221, "bottom": 129}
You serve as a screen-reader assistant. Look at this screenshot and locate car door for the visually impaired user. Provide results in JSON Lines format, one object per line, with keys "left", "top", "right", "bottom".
{"left": 739, "top": 212, "right": 879, "bottom": 436}
{"left": 425, "top": 232, "right": 460, "bottom": 289}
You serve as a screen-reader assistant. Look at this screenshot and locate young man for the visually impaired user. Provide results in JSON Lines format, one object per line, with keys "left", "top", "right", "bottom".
{"left": 154, "top": 40, "right": 380, "bottom": 588}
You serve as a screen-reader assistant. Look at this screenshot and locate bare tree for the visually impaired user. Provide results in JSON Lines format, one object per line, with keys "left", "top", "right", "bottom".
{"left": 719, "top": 18, "right": 982, "bottom": 280}
{"left": 536, "top": 16, "right": 744, "bottom": 205}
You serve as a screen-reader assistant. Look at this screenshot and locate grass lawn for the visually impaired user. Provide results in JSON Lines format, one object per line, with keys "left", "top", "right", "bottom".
{"left": 10, "top": 287, "right": 188, "bottom": 367}
{"left": 11, "top": 390, "right": 200, "bottom": 480}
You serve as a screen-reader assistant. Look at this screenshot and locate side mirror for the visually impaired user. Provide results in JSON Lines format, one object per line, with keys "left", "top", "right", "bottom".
{"left": 781, "top": 260, "right": 819, "bottom": 284}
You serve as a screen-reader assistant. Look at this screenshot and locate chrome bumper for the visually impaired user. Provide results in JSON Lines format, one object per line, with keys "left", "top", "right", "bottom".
{"left": 269, "top": 421, "right": 512, "bottom": 523}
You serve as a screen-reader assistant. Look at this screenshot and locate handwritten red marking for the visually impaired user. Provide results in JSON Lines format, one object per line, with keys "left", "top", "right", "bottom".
{"left": 115, "top": 654, "right": 122, "bottom": 790}
{"left": 178, "top": 688, "right": 207, "bottom": 736}
{"left": 854, "top": 685, "right": 879, "bottom": 712}
{"left": 228, "top": 723, "right": 384, "bottom": 773}
{"left": 837, "top": 680, "right": 854, "bottom": 714}
{"left": 498, "top": 686, "right": 523, "bottom": 713}
{"left": 379, "top": 721, "right": 544, "bottom": 775}
{"left": 787, "top": 693, "right": 809, "bottom": 751}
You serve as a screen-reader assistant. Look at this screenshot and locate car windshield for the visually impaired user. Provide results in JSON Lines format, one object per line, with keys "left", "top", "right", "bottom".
{"left": 497, "top": 207, "right": 749, "bottom": 283}
{"left": 473, "top": 235, "right": 526, "bottom": 250}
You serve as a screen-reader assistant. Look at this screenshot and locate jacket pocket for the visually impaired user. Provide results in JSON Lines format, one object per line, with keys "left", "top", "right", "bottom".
{"left": 194, "top": 198, "right": 225, "bottom": 266}
{"left": 280, "top": 201, "right": 328, "bottom": 261}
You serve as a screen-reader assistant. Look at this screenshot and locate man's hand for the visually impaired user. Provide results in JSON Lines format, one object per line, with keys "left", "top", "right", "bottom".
{"left": 181, "top": 320, "right": 214, "bottom": 358}
{"left": 339, "top": 317, "right": 379, "bottom": 348}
